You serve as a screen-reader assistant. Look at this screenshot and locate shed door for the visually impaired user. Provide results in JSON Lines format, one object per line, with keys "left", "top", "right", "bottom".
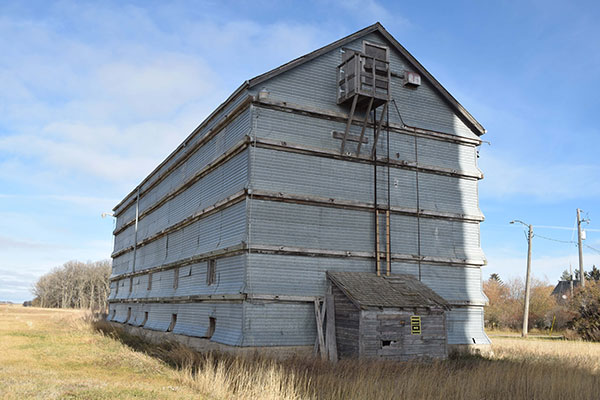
{"left": 377, "top": 314, "right": 405, "bottom": 359}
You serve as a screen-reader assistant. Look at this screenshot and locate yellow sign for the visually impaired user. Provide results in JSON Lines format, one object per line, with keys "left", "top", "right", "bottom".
{"left": 410, "top": 316, "right": 421, "bottom": 335}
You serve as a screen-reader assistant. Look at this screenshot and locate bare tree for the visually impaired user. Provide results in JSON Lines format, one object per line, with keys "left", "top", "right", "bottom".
{"left": 32, "top": 260, "right": 111, "bottom": 311}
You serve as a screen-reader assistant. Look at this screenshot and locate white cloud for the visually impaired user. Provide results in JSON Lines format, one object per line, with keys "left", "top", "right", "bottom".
{"left": 479, "top": 152, "right": 600, "bottom": 201}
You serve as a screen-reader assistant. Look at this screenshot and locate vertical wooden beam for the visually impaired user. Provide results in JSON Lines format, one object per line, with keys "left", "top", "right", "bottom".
{"left": 375, "top": 209, "right": 381, "bottom": 276}
{"left": 325, "top": 293, "right": 338, "bottom": 362}
{"left": 340, "top": 95, "right": 358, "bottom": 155}
{"left": 386, "top": 210, "right": 391, "bottom": 276}
{"left": 314, "top": 298, "right": 327, "bottom": 359}
{"left": 356, "top": 97, "right": 374, "bottom": 156}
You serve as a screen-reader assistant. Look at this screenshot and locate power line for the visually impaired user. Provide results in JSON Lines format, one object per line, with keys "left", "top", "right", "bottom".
{"left": 533, "top": 225, "right": 600, "bottom": 232}
{"left": 584, "top": 244, "right": 600, "bottom": 255}
{"left": 533, "top": 233, "right": 577, "bottom": 245}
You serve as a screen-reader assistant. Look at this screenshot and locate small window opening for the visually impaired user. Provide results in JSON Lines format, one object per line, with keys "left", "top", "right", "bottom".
{"left": 173, "top": 267, "right": 179, "bottom": 289}
{"left": 147, "top": 272, "right": 152, "bottom": 290}
{"left": 167, "top": 314, "right": 177, "bottom": 332}
{"left": 364, "top": 41, "right": 388, "bottom": 61}
{"left": 207, "top": 259, "right": 216, "bottom": 286}
{"left": 206, "top": 317, "right": 216, "bottom": 339}
{"left": 115, "top": 281, "right": 119, "bottom": 295}
{"left": 381, "top": 340, "right": 398, "bottom": 348}
{"left": 129, "top": 277, "right": 133, "bottom": 293}
{"left": 188, "top": 266, "right": 192, "bottom": 277}
{"left": 141, "top": 311, "right": 149, "bottom": 327}
{"left": 125, "top": 307, "right": 131, "bottom": 324}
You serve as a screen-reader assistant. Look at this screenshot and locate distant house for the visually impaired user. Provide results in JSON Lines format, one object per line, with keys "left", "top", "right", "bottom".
{"left": 551, "top": 280, "right": 580, "bottom": 302}
{"left": 107, "top": 22, "right": 489, "bottom": 356}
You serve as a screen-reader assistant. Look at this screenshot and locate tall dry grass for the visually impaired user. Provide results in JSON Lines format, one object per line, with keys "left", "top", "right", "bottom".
{"left": 94, "top": 320, "right": 600, "bottom": 400}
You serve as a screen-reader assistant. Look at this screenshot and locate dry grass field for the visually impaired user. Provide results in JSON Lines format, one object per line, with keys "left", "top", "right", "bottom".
{"left": 2, "top": 305, "right": 600, "bottom": 399}
{"left": 0, "top": 305, "right": 202, "bottom": 399}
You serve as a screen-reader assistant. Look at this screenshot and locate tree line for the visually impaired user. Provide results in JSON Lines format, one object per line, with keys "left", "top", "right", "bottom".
{"left": 484, "top": 267, "right": 600, "bottom": 339}
{"left": 31, "top": 260, "right": 111, "bottom": 311}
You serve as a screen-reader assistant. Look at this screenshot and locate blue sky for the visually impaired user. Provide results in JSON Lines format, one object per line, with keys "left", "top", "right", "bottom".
{"left": 1, "top": 0, "right": 599, "bottom": 302}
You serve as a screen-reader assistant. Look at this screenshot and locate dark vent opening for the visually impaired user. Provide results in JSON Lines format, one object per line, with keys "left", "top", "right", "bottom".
{"left": 141, "top": 311, "right": 148, "bottom": 327}
{"left": 167, "top": 314, "right": 177, "bottom": 332}
{"left": 206, "top": 317, "right": 216, "bottom": 339}
{"left": 381, "top": 340, "right": 392, "bottom": 347}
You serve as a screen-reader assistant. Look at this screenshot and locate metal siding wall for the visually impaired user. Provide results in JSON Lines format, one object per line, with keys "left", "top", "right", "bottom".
{"left": 247, "top": 254, "right": 483, "bottom": 305}
{"left": 252, "top": 147, "right": 480, "bottom": 216}
{"left": 249, "top": 200, "right": 482, "bottom": 262}
{"left": 131, "top": 200, "right": 247, "bottom": 272}
{"left": 391, "top": 263, "right": 486, "bottom": 305}
{"left": 175, "top": 255, "right": 245, "bottom": 297}
{"left": 247, "top": 254, "right": 373, "bottom": 296}
{"left": 123, "top": 303, "right": 242, "bottom": 346}
{"left": 130, "top": 150, "right": 248, "bottom": 253}
{"left": 446, "top": 306, "right": 490, "bottom": 345}
{"left": 418, "top": 218, "right": 484, "bottom": 261}
{"left": 254, "top": 106, "right": 374, "bottom": 156}
{"left": 417, "top": 174, "right": 480, "bottom": 216}
{"left": 144, "top": 303, "right": 176, "bottom": 332}
{"left": 243, "top": 302, "right": 315, "bottom": 346}
{"left": 122, "top": 254, "right": 245, "bottom": 300}
{"left": 254, "top": 107, "right": 480, "bottom": 177}
{"left": 113, "top": 223, "right": 135, "bottom": 254}
{"left": 172, "top": 303, "right": 243, "bottom": 346}
{"left": 250, "top": 200, "right": 374, "bottom": 252}
{"left": 113, "top": 303, "right": 129, "bottom": 323}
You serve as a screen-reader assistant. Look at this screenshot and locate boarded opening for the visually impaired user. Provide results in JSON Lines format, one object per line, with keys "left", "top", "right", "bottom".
{"left": 141, "top": 311, "right": 148, "bottom": 327}
{"left": 206, "top": 317, "right": 216, "bottom": 339}
{"left": 167, "top": 314, "right": 177, "bottom": 332}
{"left": 147, "top": 273, "right": 152, "bottom": 290}
{"left": 129, "top": 277, "right": 133, "bottom": 293}
{"left": 207, "top": 260, "right": 216, "bottom": 286}
{"left": 173, "top": 267, "right": 179, "bottom": 289}
{"left": 364, "top": 41, "right": 388, "bottom": 61}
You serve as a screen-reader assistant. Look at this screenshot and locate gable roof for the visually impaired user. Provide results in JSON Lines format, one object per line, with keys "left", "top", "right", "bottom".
{"left": 327, "top": 271, "right": 451, "bottom": 310}
{"left": 551, "top": 280, "right": 580, "bottom": 297}
{"left": 247, "top": 22, "right": 486, "bottom": 136}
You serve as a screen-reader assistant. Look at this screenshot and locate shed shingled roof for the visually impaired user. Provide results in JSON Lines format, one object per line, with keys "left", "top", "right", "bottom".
{"left": 327, "top": 271, "right": 451, "bottom": 310}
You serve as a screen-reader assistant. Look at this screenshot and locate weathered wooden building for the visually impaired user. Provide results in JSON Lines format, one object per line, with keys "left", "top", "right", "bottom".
{"left": 108, "top": 22, "right": 489, "bottom": 354}
{"left": 328, "top": 272, "right": 450, "bottom": 360}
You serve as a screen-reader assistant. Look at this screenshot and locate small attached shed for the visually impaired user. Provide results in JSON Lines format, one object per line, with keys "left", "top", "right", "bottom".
{"left": 327, "top": 271, "right": 451, "bottom": 360}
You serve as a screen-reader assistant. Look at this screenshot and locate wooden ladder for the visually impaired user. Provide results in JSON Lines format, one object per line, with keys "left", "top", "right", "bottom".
{"left": 338, "top": 95, "right": 388, "bottom": 158}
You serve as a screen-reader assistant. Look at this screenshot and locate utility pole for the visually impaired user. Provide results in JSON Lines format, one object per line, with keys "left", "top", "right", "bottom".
{"left": 523, "top": 224, "right": 533, "bottom": 338}
{"left": 577, "top": 208, "right": 585, "bottom": 288}
{"left": 510, "top": 220, "right": 533, "bottom": 338}
{"left": 570, "top": 263, "right": 574, "bottom": 298}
